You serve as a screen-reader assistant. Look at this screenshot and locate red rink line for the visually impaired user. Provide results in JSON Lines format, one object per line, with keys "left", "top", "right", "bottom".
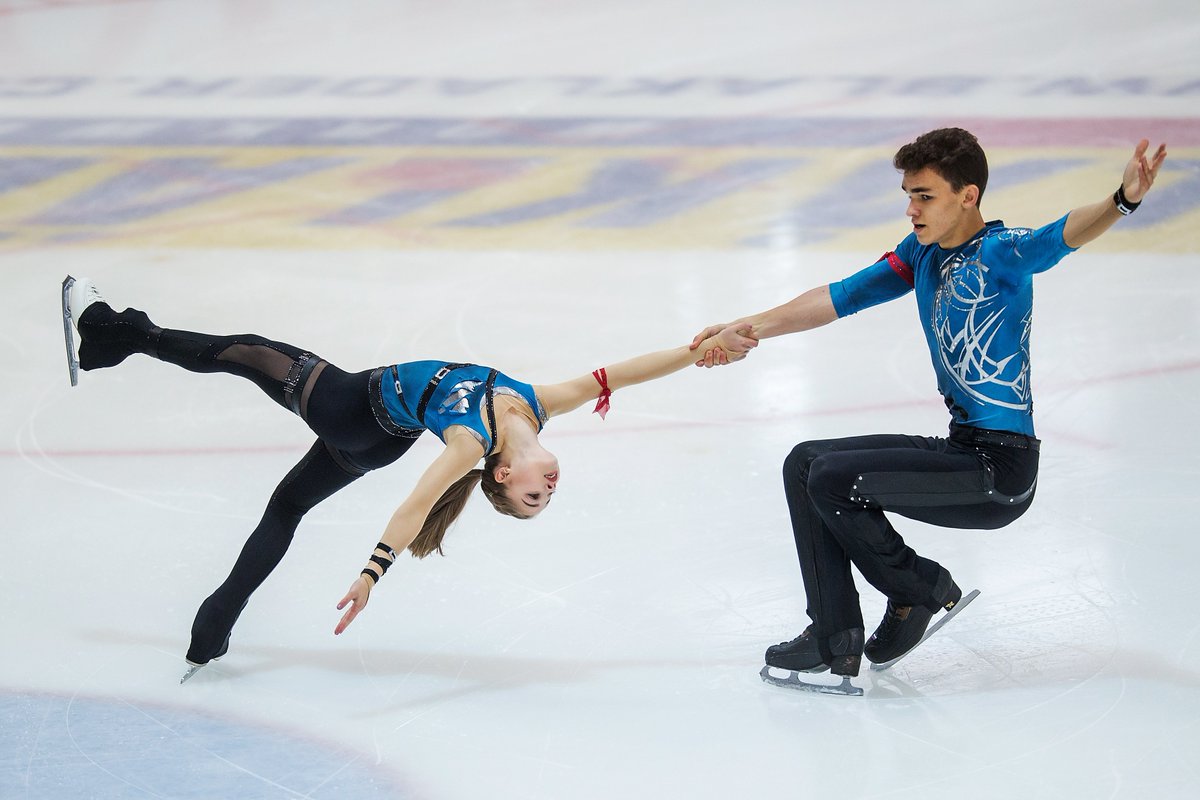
{"left": 0, "top": 0, "right": 156, "bottom": 15}
{"left": 9, "top": 358, "right": 1197, "bottom": 460}
{"left": 8, "top": 443, "right": 306, "bottom": 459}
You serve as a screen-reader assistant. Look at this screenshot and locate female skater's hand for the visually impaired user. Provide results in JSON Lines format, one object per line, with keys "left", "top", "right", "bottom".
{"left": 689, "top": 323, "right": 729, "bottom": 352}
{"left": 334, "top": 576, "right": 372, "bottom": 635}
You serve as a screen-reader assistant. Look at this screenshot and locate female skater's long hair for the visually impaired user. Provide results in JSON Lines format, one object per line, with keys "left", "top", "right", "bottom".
{"left": 407, "top": 453, "right": 527, "bottom": 558}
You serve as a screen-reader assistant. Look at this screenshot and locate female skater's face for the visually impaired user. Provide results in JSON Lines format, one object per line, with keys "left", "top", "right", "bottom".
{"left": 498, "top": 460, "right": 559, "bottom": 515}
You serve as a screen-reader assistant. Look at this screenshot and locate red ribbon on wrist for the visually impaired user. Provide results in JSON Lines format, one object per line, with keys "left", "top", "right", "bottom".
{"left": 592, "top": 368, "right": 611, "bottom": 420}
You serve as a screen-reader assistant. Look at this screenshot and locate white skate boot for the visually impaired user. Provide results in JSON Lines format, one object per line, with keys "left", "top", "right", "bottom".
{"left": 60, "top": 275, "right": 106, "bottom": 386}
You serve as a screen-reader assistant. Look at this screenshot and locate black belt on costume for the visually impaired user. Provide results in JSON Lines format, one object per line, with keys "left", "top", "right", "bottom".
{"left": 369, "top": 367, "right": 423, "bottom": 438}
{"left": 952, "top": 424, "right": 1041, "bottom": 452}
{"left": 283, "top": 352, "right": 321, "bottom": 417}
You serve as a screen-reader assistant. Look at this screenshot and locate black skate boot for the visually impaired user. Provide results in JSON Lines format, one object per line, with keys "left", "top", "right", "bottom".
{"left": 761, "top": 626, "right": 865, "bottom": 696}
{"left": 77, "top": 302, "right": 162, "bottom": 372}
{"left": 64, "top": 276, "right": 162, "bottom": 373}
{"left": 865, "top": 570, "right": 963, "bottom": 666}
{"left": 765, "top": 626, "right": 864, "bottom": 676}
{"left": 180, "top": 597, "right": 247, "bottom": 683}
{"left": 765, "top": 627, "right": 828, "bottom": 673}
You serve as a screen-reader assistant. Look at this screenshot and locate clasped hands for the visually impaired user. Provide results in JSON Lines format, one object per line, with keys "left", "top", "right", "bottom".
{"left": 690, "top": 323, "right": 758, "bottom": 368}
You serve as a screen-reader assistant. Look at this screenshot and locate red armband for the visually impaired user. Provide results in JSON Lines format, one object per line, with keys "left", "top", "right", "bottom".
{"left": 880, "top": 251, "right": 914, "bottom": 287}
{"left": 592, "top": 368, "right": 611, "bottom": 420}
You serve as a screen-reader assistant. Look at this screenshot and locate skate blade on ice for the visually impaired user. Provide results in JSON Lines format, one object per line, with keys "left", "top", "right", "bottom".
{"left": 61, "top": 275, "right": 79, "bottom": 387}
{"left": 870, "top": 588, "right": 981, "bottom": 672}
{"left": 759, "top": 666, "right": 863, "bottom": 697}
{"left": 180, "top": 663, "right": 207, "bottom": 684}
{"left": 180, "top": 659, "right": 218, "bottom": 684}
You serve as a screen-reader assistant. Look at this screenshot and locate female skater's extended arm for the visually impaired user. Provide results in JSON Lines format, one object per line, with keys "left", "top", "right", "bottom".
{"left": 536, "top": 324, "right": 756, "bottom": 418}
{"left": 334, "top": 434, "right": 482, "bottom": 634}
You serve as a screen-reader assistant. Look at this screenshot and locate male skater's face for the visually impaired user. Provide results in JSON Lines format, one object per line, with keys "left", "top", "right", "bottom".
{"left": 901, "top": 167, "right": 980, "bottom": 248}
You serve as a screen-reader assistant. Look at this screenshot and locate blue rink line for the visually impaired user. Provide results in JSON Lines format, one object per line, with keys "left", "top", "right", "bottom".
{"left": 0, "top": 116, "right": 1196, "bottom": 147}
{"left": 0, "top": 691, "right": 413, "bottom": 800}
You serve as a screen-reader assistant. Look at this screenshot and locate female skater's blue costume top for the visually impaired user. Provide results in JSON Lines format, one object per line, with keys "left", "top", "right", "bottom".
{"left": 375, "top": 361, "right": 546, "bottom": 453}
{"left": 828, "top": 216, "right": 1076, "bottom": 436}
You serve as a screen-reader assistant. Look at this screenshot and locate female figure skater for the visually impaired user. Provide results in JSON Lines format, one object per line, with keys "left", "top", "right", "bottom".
{"left": 62, "top": 279, "right": 754, "bottom": 680}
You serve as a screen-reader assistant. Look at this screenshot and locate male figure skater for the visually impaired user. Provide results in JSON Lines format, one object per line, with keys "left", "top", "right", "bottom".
{"left": 692, "top": 128, "right": 1167, "bottom": 693}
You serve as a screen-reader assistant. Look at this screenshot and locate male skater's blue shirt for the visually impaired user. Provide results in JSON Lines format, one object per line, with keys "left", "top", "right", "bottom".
{"left": 380, "top": 361, "right": 545, "bottom": 453}
{"left": 828, "top": 216, "right": 1076, "bottom": 436}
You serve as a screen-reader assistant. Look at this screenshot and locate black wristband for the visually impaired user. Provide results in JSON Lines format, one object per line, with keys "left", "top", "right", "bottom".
{"left": 369, "top": 554, "right": 393, "bottom": 574}
{"left": 360, "top": 567, "right": 381, "bottom": 584}
{"left": 375, "top": 542, "right": 398, "bottom": 559}
{"left": 1113, "top": 184, "right": 1140, "bottom": 216}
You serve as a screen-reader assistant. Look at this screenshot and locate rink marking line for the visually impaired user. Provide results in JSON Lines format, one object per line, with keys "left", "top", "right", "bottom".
{"left": 112, "top": 696, "right": 323, "bottom": 799}
{"left": 0, "top": 0, "right": 156, "bottom": 18}
{"left": 8, "top": 442, "right": 307, "bottom": 458}
{"left": 853, "top": 633, "right": 1132, "bottom": 798}
{"left": 63, "top": 692, "right": 170, "bottom": 799}
{"left": 12, "top": 356, "right": 1199, "bottom": 460}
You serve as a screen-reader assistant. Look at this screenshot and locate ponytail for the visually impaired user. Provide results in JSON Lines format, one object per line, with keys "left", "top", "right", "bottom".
{"left": 406, "top": 453, "right": 526, "bottom": 559}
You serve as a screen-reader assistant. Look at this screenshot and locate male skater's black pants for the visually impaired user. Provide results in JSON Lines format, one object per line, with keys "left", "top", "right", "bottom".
{"left": 782, "top": 424, "right": 1039, "bottom": 639}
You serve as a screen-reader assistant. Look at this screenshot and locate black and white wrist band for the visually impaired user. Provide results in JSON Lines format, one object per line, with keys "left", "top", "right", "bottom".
{"left": 362, "top": 542, "right": 398, "bottom": 584}
{"left": 1113, "top": 184, "right": 1141, "bottom": 216}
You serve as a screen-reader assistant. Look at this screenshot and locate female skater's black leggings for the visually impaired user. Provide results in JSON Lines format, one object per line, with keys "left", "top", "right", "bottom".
{"left": 781, "top": 425, "right": 1039, "bottom": 640}
{"left": 183, "top": 359, "right": 419, "bottom": 665}
{"left": 80, "top": 305, "right": 420, "bottom": 663}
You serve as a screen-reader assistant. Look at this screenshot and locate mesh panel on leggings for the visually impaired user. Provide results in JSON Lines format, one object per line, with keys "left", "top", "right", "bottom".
{"left": 216, "top": 343, "right": 296, "bottom": 382}
{"left": 215, "top": 342, "right": 322, "bottom": 418}
{"left": 154, "top": 329, "right": 317, "bottom": 416}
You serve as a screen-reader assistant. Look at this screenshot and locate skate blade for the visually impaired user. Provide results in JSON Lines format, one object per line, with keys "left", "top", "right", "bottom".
{"left": 180, "top": 663, "right": 205, "bottom": 684}
{"left": 61, "top": 275, "right": 79, "bottom": 387}
{"left": 759, "top": 665, "right": 863, "bottom": 697}
{"left": 870, "top": 588, "right": 981, "bottom": 672}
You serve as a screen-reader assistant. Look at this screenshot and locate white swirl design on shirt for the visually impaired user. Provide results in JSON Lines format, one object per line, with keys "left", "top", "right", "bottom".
{"left": 932, "top": 235, "right": 1032, "bottom": 411}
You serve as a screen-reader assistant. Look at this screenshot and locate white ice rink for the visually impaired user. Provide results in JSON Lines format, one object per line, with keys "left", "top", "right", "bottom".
{"left": 3, "top": 1, "right": 1199, "bottom": 798}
